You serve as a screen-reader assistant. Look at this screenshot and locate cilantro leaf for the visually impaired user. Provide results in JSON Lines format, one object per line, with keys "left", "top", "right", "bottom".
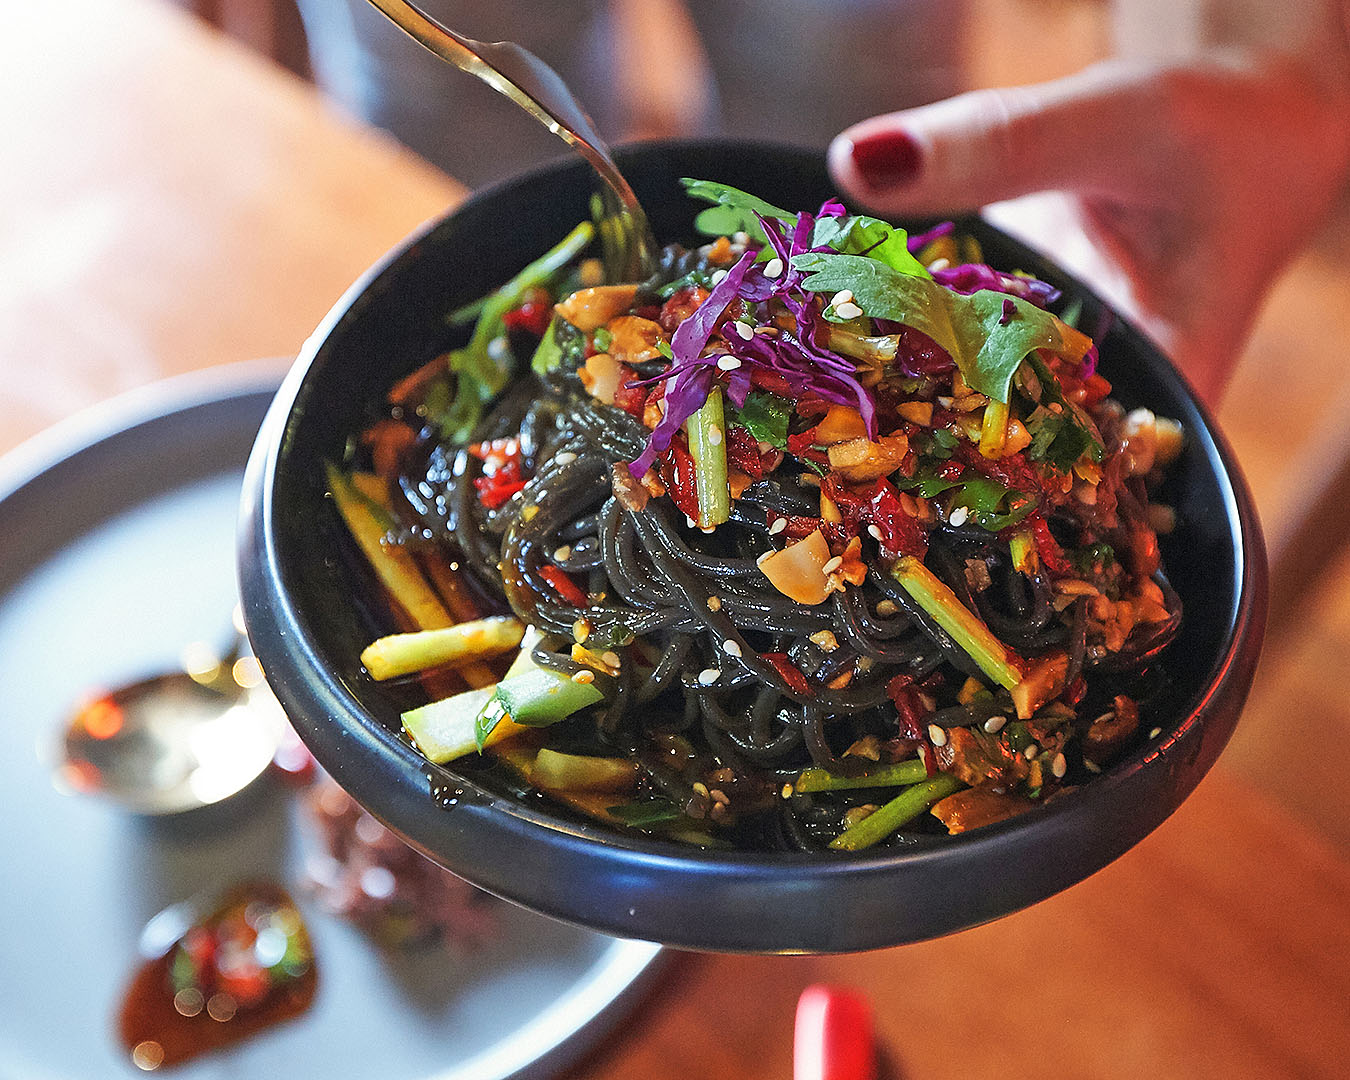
{"left": 791, "top": 252, "right": 1093, "bottom": 404}
{"left": 730, "top": 391, "right": 793, "bottom": 449}
{"left": 951, "top": 476, "right": 1038, "bottom": 531}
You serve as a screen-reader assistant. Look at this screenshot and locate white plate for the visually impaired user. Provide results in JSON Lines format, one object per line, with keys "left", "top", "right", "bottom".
{"left": 0, "top": 363, "right": 661, "bottom": 1079}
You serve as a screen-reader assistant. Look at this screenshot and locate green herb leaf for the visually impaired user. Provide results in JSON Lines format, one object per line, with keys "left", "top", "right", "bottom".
{"left": 951, "top": 476, "right": 1038, "bottom": 531}
{"left": 607, "top": 797, "right": 684, "bottom": 827}
{"left": 811, "top": 214, "right": 930, "bottom": 278}
{"left": 681, "top": 178, "right": 793, "bottom": 243}
{"left": 791, "top": 252, "right": 1092, "bottom": 404}
{"left": 730, "top": 390, "right": 793, "bottom": 449}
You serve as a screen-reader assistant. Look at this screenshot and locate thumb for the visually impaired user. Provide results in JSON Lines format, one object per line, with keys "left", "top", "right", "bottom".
{"left": 827, "top": 61, "right": 1165, "bottom": 216}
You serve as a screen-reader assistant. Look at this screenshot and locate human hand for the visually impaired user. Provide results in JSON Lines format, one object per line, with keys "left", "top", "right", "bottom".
{"left": 827, "top": 51, "right": 1350, "bottom": 407}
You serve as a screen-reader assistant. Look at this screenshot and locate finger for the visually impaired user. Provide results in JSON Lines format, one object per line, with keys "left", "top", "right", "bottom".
{"left": 827, "top": 60, "right": 1168, "bottom": 216}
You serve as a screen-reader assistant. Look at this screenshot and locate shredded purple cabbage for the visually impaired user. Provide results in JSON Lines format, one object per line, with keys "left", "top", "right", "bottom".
{"left": 629, "top": 201, "right": 879, "bottom": 477}
{"left": 906, "top": 221, "right": 955, "bottom": 253}
{"left": 930, "top": 263, "right": 1061, "bottom": 308}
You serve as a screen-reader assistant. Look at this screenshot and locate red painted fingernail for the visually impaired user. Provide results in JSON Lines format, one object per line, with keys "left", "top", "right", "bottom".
{"left": 794, "top": 984, "right": 877, "bottom": 1080}
{"left": 849, "top": 130, "right": 922, "bottom": 191}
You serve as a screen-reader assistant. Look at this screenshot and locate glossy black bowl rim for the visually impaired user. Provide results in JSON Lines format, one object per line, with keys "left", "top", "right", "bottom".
{"left": 240, "top": 139, "right": 1266, "bottom": 953}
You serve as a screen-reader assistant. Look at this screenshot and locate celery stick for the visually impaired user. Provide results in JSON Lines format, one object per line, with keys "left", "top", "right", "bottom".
{"left": 403, "top": 686, "right": 507, "bottom": 763}
{"left": 891, "top": 556, "right": 1022, "bottom": 690}
{"left": 828, "top": 774, "right": 962, "bottom": 851}
{"left": 794, "top": 758, "right": 929, "bottom": 793}
{"left": 684, "top": 386, "right": 730, "bottom": 528}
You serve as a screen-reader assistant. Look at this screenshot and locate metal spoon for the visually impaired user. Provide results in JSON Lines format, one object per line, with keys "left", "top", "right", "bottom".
{"left": 365, "top": 0, "right": 658, "bottom": 280}
{"left": 57, "top": 623, "right": 288, "bottom": 815}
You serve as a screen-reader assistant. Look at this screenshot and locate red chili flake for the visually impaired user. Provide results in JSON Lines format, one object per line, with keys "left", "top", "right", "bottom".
{"left": 663, "top": 436, "right": 701, "bottom": 523}
{"left": 726, "top": 424, "right": 766, "bottom": 479}
{"left": 761, "top": 652, "right": 812, "bottom": 697}
{"left": 747, "top": 367, "right": 797, "bottom": 398}
{"left": 886, "top": 673, "right": 927, "bottom": 742}
{"left": 612, "top": 363, "right": 648, "bottom": 418}
{"left": 539, "top": 565, "right": 589, "bottom": 608}
{"left": 786, "top": 429, "right": 830, "bottom": 465}
{"left": 937, "top": 459, "right": 965, "bottom": 481}
{"left": 658, "top": 286, "right": 709, "bottom": 333}
{"left": 956, "top": 440, "right": 1044, "bottom": 496}
{"left": 501, "top": 286, "right": 553, "bottom": 337}
{"left": 822, "top": 476, "right": 926, "bottom": 559}
{"left": 473, "top": 476, "right": 526, "bottom": 509}
{"left": 1027, "top": 513, "right": 1071, "bottom": 575}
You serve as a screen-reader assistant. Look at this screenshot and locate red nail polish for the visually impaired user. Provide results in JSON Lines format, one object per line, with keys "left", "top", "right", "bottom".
{"left": 794, "top": 984, "right": 877, "bottom": 1080}
{"left": 849, "top": 130, "right": 922, "bottom": 191}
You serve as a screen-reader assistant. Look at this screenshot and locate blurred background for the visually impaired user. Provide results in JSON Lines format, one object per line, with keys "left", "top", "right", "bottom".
{"left": 166, "top": 0, "right": 1350, "bottom": 851}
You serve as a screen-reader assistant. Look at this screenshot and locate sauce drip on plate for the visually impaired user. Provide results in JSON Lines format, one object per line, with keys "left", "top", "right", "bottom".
{"left": 117, "top": 883, "right": 317, "bottom": 1070}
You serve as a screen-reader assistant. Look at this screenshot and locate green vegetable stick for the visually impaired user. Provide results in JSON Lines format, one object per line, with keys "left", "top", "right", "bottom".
{"left": 891, "top": 555, "right": 1022, "bottom": 690}
{"left": 794, "top": 758, "right": 930, "bottom": 793}
{"left": 684, "top": 386, "right": 730, "bottom": 528}
{"left": 828, "top": 774, "right": 962, "bottom": 851}
{"left": 360, "top": 616, "right": 525, "bottom": 681}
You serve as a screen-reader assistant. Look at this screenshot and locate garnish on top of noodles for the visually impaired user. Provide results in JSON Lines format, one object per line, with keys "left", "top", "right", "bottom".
{"left": 329, "top": 179, "right": 1184, "bottom": 852}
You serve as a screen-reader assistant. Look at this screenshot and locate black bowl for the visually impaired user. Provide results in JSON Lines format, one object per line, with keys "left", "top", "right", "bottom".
{"left": 239, "top": 139, "right": 1265, "bottom": 953}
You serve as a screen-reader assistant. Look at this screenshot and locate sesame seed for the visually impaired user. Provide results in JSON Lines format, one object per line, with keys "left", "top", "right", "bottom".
{"left": 927, "top": 257, "right": 951, "bottom": 272}
{"left": 867, "top": 524, "right": 883, "bottom": 541}
{"left": 571, "top": 669, "right": 595, "bottom": 684}
{"left": 1149, "top": 727, "right": 1162, "bottom": 740}
{"left": 733, "top": 321, "right": 753, "bottom": 340}
{"left": 722, "top": 639, "right": 742, "bottom": 658}
{"left": 875, "top": 599, "right": 898, "bottom": 617}
{"left": 553, "top": 544, "right": 572, "bottom": 562}
{"left": 830, "top": 289, "right": 854, "bottom": 307}
{"left": 697, "top": 668, "right": 721, "bottom": 686}
{"left": 733, "top": 231, "right": 751, "bottom": 245}
{"left": 717, "top": 355, "right": 742, "bottom": 371}
{"left": 554, "top": 451, "right": 577, "bottom": 465}
{"left": 706, "top": 596, "right": 722, "bottom": 611}
{"left": 572, "top": 619, "right": 590, "bottom": 642}
{"left": 768, "top": 517, "right": 787, "bottom": 535}
{"left": 710, "top": 269, "right": 729, "bottom": 285}
{"left": 692, "top": 782, "right": 709, "bottom": 797}
{"left": 487, "top": 335, "right": 511, "bottom": 362}
{"left": 983, "top": 715, "right": 1007, "bottom": 734}
{"left": 834, "top": 301, "right": 864, "bottom": 321}
{"left": 601, "top": 651, "right": 621, "bottom": 669}
{"left": 763, "top": 257, "right": 784, "bottom": 278}
{"left": 686, "top": 515, "right": 698, "bottom": 529}
{"left": 708, "top": 425, "right": 723, "bottom": 446}
{"left": 1051, "top": 752, "right": 1067, "bottom": 779}
{"left": 821, "top": 555, "right": 844, "bottom": 575}
{"left": 949, "top": 505, "right": 970, "bottom": 527}
{"left": 1023, "top": 745, "right": 1037, "bottom": 760}
{"left": 781, "top": 783, "right": 794, "bottom": 799}
{"left": 928, "top": 724, "right": 948, "bottom": 747}
{"left": 1083, "top": 759, "right": 1102, "bottom": 774}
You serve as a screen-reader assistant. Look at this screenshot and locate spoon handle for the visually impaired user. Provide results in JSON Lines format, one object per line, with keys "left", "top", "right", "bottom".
{"left": 365, "top": 0, "right": 656, "bottom": 279}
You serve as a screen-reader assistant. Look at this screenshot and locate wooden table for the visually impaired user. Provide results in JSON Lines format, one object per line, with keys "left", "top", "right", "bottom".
{"left": 5, "top": 2, "right": 1349, "bottom": 1077}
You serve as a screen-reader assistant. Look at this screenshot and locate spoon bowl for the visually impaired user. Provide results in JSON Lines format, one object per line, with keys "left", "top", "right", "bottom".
{"left": 60, "top": 647, "right": 288, "bottom": 815}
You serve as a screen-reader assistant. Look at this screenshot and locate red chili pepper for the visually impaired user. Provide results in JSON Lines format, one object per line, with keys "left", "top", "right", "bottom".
{"left": 539, "top": 565, "right": 589, "bottom": 608}
{"left": 786, "top": 429, "right": 830, "bottom": 465}
{"left": 473, "top": 476, "right": 526, "bottom": 509}
{"left": 767, "top": 513, "right": 825, "bottom": 542}
{"left": 886, "top": 673, "right": 926, "bottom": 742}
{"left": 761, "top": 652, "right": 812, "bottom": 697}
{"left": 937, "top": 459, "right": 965, "bottom": 481}
{"left": 664, "top": 436, "right": 701, "bottom": 523}
{"left": 611, "top": 363, "right": 648, "bottom": 418}
{"left": 501, "top": 286, "right": 554, "bottom": 338}
{"left": 822, "top": 477, "right": 926, "bottom": 559}
{"left": 747, "top": 366, "right": 797, "bottom": 398}
{"left": 726, "top": 424, "right": 766, "bottom": 479}
{"left": 1027, "top": 512, "right": 1071, "bottom": 575}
